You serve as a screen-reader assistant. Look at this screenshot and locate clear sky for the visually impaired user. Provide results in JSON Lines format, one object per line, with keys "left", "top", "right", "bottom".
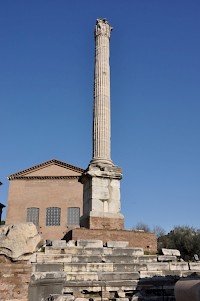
{"left": 0, "top": 1, "right": 200, "bottom": 233}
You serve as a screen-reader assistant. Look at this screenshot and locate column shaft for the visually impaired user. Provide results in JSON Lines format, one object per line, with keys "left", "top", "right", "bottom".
{"left": 92, "top": 19, "right": 112, "bottom": 164}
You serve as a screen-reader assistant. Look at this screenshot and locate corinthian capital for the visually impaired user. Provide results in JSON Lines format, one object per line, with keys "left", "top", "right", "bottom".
{"left": 95, "top": 18, "right": 113, "bottom": 38}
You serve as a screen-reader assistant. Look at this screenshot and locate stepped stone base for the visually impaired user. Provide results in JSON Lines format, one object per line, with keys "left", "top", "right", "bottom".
{"left": 63, "top": 228, "right": 157, "bottom": 252}
{"left": 29, "top": 243, "right": 193, "bottom": 301}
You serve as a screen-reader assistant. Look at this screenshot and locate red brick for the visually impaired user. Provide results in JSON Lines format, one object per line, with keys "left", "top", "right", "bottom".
{"left": 67, "top": 228, "right": 157, "bottom": 252}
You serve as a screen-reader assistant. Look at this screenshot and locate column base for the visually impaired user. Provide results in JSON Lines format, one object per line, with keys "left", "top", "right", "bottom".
{"left": 80, "top": 213, "right": 124, "bottom": 230}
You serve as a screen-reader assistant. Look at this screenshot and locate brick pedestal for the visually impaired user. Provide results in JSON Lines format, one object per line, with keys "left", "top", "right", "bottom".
{"left": 80, "top": 215, "right": 124, "bottom": 230}
{"left": 63, "top": 228, "right": 157, "bottom": 253}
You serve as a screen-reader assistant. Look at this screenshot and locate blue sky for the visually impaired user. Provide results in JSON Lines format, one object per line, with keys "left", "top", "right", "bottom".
{"left": 0, "top": 1, "right": 200, "bottom": 232}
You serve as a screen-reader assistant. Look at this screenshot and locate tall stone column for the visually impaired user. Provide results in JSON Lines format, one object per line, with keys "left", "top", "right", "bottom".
{"left": 80, "top": 19, "right": 124, "bottom": 230}
{"left": 92, "top": 19, "right": 112, "bottom": 165}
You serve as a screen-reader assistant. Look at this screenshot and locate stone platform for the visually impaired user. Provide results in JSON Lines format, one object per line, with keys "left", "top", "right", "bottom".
{"left": 63, "top": 228, "right": 157, "bottom": 253}
{"left": 28, "top": 240, "right": 200, "bottom": 301}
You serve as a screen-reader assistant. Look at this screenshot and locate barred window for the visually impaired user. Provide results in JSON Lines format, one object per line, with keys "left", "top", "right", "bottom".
{"left": 27, "top": 207, "right": 39, "bottom": 226}
{"left": 67, "top": 207, "right": 80, "bottom": 226}
{"left": 46, "top": 207, "right": 61, "bottom": 226}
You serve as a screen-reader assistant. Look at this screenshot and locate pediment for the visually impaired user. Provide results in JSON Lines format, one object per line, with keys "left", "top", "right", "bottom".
{"left": 8, "top": 159, "right": 84, "bottom": 180}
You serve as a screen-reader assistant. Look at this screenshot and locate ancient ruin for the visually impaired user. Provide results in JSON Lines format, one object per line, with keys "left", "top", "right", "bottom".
{"left": 1, "top": 18, "right": 200, "bottom": 301}
{"left": 80, "top": 19, "right": 124, "bottom": 230}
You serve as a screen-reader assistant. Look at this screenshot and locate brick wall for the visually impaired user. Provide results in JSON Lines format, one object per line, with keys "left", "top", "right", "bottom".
{"left": 6, "top": 178, "right": 83, "bottom": 240}
{"left": 81, "top": 216, "right": 124, "bottom": 230}
{"left": 65, "top": 228, "right": 157, "bottom": 252}
{"left": 0, "top": 255, "right": 32, "bottom": 301}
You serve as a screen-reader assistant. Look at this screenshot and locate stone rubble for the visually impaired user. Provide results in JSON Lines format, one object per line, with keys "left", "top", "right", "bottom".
{"left": 0, "top": 222, "right": 44, "bottom": 261}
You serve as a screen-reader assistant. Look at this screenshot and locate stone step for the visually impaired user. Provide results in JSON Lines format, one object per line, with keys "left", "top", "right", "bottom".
{"left": 63, "top": 280, "right": 139, "bottom": 291}
{"left": 99, "top": 272, "right": 140, "bottom": 281}
{"left": 33, "top": 253, "right": 158, "bottom": 264}
{"left": 34, "top": 262, "right": 169, "bottom": 272}
{"left": 157, "top": 255, "right": 177, "bottom": 262}
{"left": 111, "top": 248, "right": 144, "bottom": 256}
{"left": 33, "top": 262, "right": 182, "bottom": 275}
{"left": 66, "top": 272, "right": 98, "bottom": 281}
{"left": 114, "top": 263, "right": 148, "bottom": 272}
{"left": 45, "top": 247, "right": 144, "bottom": 256}
{"left": 33, "top": 254, "right": 104, "bottom": 264}
{"left": 64, "top": 263, "right": 113, "bottom": 272}
{"left": 45, "top": 247, "right": 105, "bottom": 256}
{"left": 189, "top": 262, "right": 200, "bottom": 271}
{"left": 33, "top": 263, "right": 64, "bottom": 272}
{"left": 103, "top": 255, "right": 157, "bottom": 264}
{"left": 64, "top": 263, "right": 150, "bottom": 273}
{"left": 66, "top": 272, "right": 139, "bottom": 281}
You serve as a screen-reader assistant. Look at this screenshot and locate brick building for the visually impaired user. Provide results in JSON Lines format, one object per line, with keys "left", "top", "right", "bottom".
{"left": 6, "top": 159, "right": 84, "bottom": 240}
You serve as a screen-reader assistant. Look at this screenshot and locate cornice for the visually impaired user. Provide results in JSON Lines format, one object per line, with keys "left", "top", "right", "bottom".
{"left": 9, "top": 176, "right": 80, "bottom": 181}
{"left": 7, "top": 159, "right": 84, "bottom": 180}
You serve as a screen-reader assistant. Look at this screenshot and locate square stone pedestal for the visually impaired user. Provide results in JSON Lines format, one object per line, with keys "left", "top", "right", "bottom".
{"left": 79, "top": 162, "right": 124, "bottom": 230}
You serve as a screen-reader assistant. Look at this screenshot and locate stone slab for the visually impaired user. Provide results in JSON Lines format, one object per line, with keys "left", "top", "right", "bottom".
{"left": 63, "top": 280, "right": 139, "bottom": 291}
{"left": 64, "top": 263, "right": 113, "bottom": 272}
{"left": 66, "top": 272, "right": 98, "bottom": 281}
{"left": 34, "top": 263, "right": 64, "bottom": 272}
{"left": 31, "top": 271, "right": 66, "bottom": 281}
{"left": 162, "top": 248, "right": 180, "bottom": 257}
{"left": 107, "top": 241, "right": 129, "bottom": 248}
{"left": 71, "top": 255, "right": 102, "bottom": 263}
{"left": 46, "top": 295, "right": 75, "bottom": 301}
{"left": 45, "top": 247, "right": 65, "bottom": 255}
{"left": 52, "top": 240, "right": 67, "bottom": 248}
{"left": 116, "top": 290, "right": 126, "bottom": 297}
{"left": 139, "top": 271, "right": 164, "bottom": 278}
{"left": 113, "top": 263, "right": 147, "bottom": 272}
{"left": 77, "top": 240, "right": 103, "bottom": 248}
{"left": 162, "top": 270, "right": 182, "bottom": 277}
{"left": 78, "top": 248, "right": 104, "bottom": 255}
{"left": 35, "top": 254, "right": 72, "bottom": 263}
{"left": 66, "top": 240, "right": 76, "bottom": 247}
{"left": 157, "top": 255, "right": 177, "bottom": 262}
{"left": 111, "top": 248, "right": 144, "bottom": 256}
{"left": 102, "top": 255, "right": 157, "bottom": 264}
{"left": 189, "top": 262, "right": 200, "bottom": 271}
{"left": 169, "top": 262, "right": 189, "bottom": 271}
{"left": 99, "top": 272, "right": 140, "bottom": 281}
{"left": 45, "top": 246, "right": 104, "bottom": 256}
{"left": 146, "top": 262, "right": 169, "bottom": 271}
{"left": 29, "top": 278, "right": 65, "bottom": 301}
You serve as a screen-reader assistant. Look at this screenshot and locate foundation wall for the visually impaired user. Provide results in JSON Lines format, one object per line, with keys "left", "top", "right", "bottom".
{"left": 64, "top": 228, "right": 157, "bottom": 252}
{"left": 0, "top": 255, "right": 32, "bottom": 301}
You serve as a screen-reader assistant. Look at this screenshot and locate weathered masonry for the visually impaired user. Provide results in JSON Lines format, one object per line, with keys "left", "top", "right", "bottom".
{"left": 2, "top": 239, "right": 200, "bottom": 301}
{"left": 80, "top": 19, "right": 124, "bottom": 231}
